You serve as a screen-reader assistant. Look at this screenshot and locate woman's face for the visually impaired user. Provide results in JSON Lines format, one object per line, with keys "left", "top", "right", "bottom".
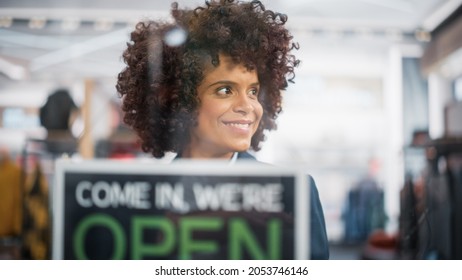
{"left": 186, "top": 54, "right": 263, "bottom": 159}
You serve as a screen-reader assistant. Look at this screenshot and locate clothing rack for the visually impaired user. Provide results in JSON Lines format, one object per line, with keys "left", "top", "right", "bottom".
{"left": 19, "top": 137, "right": 78, "bottom": 260}
{"left": 400, "top": 137, "right": 462, "bottom": 259}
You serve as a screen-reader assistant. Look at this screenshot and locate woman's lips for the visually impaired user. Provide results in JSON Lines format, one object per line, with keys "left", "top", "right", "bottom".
{"left": 222, "top": 120, "right": 253, "bottom": 132}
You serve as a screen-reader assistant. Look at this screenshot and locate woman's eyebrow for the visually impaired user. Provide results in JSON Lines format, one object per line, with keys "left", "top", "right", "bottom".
{"left": 205, "top": 80, "right": 235, "bottom": 89}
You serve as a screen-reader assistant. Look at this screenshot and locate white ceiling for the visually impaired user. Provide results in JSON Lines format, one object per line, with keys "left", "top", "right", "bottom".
{"left": 0, "top": 0, "right": 461, "bottom": 84}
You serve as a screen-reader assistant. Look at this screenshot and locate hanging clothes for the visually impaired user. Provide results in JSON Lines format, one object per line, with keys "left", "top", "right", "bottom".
{"left": 22, "top": 163, "right": 50, "bottom": 260}
{"left": 0, "top": 155, "right": 22, "bottom": 237}
{"left": 342, "top": 177, "right": 388, "bottom": 243}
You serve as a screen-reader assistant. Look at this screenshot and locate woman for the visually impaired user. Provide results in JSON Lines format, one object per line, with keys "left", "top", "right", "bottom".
{"left": 116, "top": 0, "right": 328, "bottom": 259}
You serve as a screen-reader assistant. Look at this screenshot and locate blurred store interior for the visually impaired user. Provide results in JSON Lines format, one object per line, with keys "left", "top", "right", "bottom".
{"left": 1, "top": 0, "right": 462, "bottom": 259}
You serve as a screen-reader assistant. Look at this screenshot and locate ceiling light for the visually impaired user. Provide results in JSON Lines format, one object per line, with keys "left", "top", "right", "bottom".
{"left": 29, "top": 17, "right": 47, "bottom": 29}
{"left": 356, "top": 27, "right": 374, "bottom": 39}
{"left": 0, "top": 16, "right": 13, "bottom": 28}
{"left": 385, "top": 29, "right": 403, "bottom": 42}
{"left": 414, "top": 29, "right": 431, "bottom": 42}
{"left": 94, "top": 18, "right": 114, "bottom": 31}
{"left": 327, "top": 27, "right": 343, "bottom": 40}
{"left": 62, "top": 17, "right": 80, "bottom": 31}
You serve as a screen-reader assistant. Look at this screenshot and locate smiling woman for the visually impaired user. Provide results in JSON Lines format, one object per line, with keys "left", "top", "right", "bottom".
{"left": 116, "top": 0, "right": 298, "bottom": 159}
{"left": 116, "top": 0, "right": 329, "bottom": 259}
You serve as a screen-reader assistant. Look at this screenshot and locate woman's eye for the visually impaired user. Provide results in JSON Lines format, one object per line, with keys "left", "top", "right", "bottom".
{"left": 216, "top": 87, "right": 232, "bottom": 95}
{"left": 249, "top": 88, "right": 259, "bottom": 97}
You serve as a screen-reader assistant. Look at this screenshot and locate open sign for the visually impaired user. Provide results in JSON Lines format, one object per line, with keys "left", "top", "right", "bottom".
{"left": 52, "top": 159, "right": 309, "bottom": 259}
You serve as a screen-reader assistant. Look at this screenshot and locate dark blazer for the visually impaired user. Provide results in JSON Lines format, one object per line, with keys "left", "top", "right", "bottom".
{"left": 238, "top": 152, "right": 330, "bottom": 259}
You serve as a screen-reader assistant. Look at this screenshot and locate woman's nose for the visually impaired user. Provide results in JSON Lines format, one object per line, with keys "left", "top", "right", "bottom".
{"left": 232, "top": 92, "right": 253, "bottom": 114}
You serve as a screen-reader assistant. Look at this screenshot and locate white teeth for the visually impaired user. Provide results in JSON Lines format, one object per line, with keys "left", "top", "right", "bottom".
{"left": 226, "top": 123, "right": 250, "bottom": 129}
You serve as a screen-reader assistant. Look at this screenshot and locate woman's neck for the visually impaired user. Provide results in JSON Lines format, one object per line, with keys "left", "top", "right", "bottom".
{"left": 180, "top": 146, "right": 235, "bottom": 160}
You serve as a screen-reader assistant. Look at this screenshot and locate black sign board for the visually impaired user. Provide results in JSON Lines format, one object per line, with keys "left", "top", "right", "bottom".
{"left": 52, "top": 159, "right": 309, "bottom": 259}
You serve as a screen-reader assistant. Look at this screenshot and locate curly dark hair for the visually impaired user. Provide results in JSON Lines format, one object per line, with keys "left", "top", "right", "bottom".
{"left": 116, "top": 0, "right": 299, "bottom": 158}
